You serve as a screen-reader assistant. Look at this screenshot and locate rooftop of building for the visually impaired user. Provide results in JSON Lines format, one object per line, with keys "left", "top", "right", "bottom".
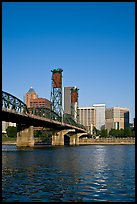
{"left": 93, "top": 104, "right": 106, "bottom": 107}
{"left": 106, "top": 107, "right": 129, "bottom": 110}
{"left": 27, "top": 86, "right": 36, "bottom": 94}
{"left": 78, "top": 106, "right": 95, "bottom": 109}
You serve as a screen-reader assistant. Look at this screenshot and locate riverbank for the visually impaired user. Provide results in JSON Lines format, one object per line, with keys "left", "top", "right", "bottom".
{"left": 2, "top": 137, "right": 135, "bottom": 145}
{"left": 2, "top": 141, "right": 17, "bottom": 145}
{"left": 2, "top": 136, "right": 16, "bottom": 145}
{"left": 79, "top": 137, "right": 135, "bottom": 145}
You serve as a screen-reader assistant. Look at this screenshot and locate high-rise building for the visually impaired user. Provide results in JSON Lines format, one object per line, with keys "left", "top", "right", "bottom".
{"left": 93, "top": 104, "right": 106, "bottom": 130}
{"left": 25, "top": 87, "right": 51, "bottom": 109}
{"left": 64, "top": 86, "right": 79, "bottom": 121}
{"left": 105, "top": 107, "right": 129, "bottom": 131}
{"left": 78, "top": 106, "right": 96, "bottom": 134}
{"left": 25, "top": 87, "right": 38, "bottom": 108}
{"left": 25, "top": 87, "right": 51, "bottom": 131}
{"left": 64, "top": 87, "right": 73, "bottom": 115}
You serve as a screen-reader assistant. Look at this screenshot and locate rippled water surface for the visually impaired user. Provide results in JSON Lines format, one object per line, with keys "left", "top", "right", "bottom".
{"left": 2, "top": 144, "right": 135, "bottom": 202}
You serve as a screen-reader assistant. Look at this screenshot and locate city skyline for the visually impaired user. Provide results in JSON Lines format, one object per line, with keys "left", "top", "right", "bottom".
{"left": 2, "top": 2, "right": 135, "bottom": 122}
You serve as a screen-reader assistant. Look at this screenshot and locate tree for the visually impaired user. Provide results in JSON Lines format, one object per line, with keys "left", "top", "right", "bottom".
{"left": 123, "top": 128, "right": 132, "bottom": 137}
{"left": 34, "top": 130, "right": 42, "bottom": 137}
{"left": 34, "top": 130, "right": 49, "bottom": 138}
{"left": 92, "top": 126, "right": 100, "bottom": 136}
{"left": 6, "top": 126, "right": 17, "bottom": 137}
{"left": 109, "top": 129, "right": 117, "bottom": 137}
{"left": 117, "top": 129, "right": 124, "bottom": 137}
{"left": 109, "top": 128, "right": 133, "bottom": 138}
{"left": 100, "top": 129, "right": 108, "bottom": 138}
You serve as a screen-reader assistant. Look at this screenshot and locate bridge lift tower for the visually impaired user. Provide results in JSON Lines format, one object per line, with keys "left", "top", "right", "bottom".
{"left": 71, "top": 87, "right": 79, "bottom": 123}
{"left": 50, "top": 68, "right": 63, "bottom": 121}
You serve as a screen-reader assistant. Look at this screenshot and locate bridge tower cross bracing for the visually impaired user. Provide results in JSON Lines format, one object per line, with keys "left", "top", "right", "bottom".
{"left": 50, "top": 68, "right": 63, "bottom": 121}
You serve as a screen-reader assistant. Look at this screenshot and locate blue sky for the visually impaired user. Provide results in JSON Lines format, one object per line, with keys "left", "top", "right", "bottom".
{"left": 2, "top": 2, "right": 135, "bottom": 122}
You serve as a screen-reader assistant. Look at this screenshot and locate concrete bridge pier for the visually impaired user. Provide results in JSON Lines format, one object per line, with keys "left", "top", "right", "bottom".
{"left": 16, "top": 124, "right": 34, "bottom": 147}
{"left": 70, "top": 134, "right": 77, "bottom": 145}
{"left": 70, "top": 133, "right": 88, "bottom": 145}
{"left": 52, "top": 129, "right": 75, "bottom": 145}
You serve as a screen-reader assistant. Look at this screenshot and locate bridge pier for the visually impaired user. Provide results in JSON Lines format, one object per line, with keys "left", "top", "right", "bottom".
{"left": 70, "top": 133, "right": 88, "bottom": 145}
{"left": 70, "top": 134, "right": 78, "bottom": 145}
{"left": 16, "top": 125, "right": 34, "bottom": 147}
{"left": 52, "top": 129, "right": 75, "bottom": 145}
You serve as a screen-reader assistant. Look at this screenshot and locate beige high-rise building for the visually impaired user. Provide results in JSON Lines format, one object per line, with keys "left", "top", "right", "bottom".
{"left": 105, "top": 107, "right": 129, "bottom": 131}
{"left": 25, "top": 87, "right": 38, "bottom": 107}
{"left": 78, "top": 107, "right": 96, "bottom": 134}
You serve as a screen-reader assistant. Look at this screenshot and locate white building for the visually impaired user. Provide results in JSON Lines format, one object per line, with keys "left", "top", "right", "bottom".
{"left": 2, "top": 121, "right": 16, "bottom": 133}
{"left": 93, "top": 104, "right": 106, "bottom": 130}
{"left": 78, "top": 106, "right": 96, "bottom": 134}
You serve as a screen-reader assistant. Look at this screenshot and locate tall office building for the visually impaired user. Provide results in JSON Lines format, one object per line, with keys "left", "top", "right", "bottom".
{"left": 25, "top": 87, "right": 51, "bottom": 109}
{"left": 64, "top": 87, "right": 73, "bottom": 115}
{"left": 93, "top": 104, "right": 106, "bottom": 130}
{"left": 25, "top": 87, "right": 38, "bottom": 108}
{"left": 64, "top": 86, "right": 79, "bottom": 121}
{"left": 105, "top": 107, "right": 129, "bottom": 131}
{"left": 25, "top": 87, "right": 51, "bottom": 131}
{"left": 78, "top": 106, "right": 96, "bottom": 133}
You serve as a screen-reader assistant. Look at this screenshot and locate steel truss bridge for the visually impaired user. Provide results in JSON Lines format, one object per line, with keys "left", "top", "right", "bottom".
{"left": 2, "top": 91, "right": 87, "bottom": 132}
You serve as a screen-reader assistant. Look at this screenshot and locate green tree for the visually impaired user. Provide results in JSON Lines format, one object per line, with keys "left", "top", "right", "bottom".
{"left": 109, "top": 129, "right": 117, "bottom": 137}
{"left": 123, "top": 128, "right": 132, "bottom": 137}
{"left": 100, "top": 129, "right": 108, "bottom": 138}
{"left": 34, "top": 130, "right": 49, "bottom": 138}
{"left": 92, "top": 126, "right": 100, "bottom": 136}
{"left": 117, "top": 129, "right": 124, "bottom": 137}
{"left": 6, "top": 126, "right": 17, "bottom": 137}
{"left": 34, "top": 130, "right": 42, "bottom": 137}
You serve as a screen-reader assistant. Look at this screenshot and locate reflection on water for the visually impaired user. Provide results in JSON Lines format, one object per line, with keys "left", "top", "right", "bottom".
{"left": 2, "top": 144, "right": 135, "bottom": 202}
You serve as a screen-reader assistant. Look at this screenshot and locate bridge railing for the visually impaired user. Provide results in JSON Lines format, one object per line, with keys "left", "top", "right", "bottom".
{"left": 27, "top": 107, "right": 61, "bottom": 122}
{"left": 63, "top": 113, "right": 87, "bottom": 130}
{"left": 28, "top": 108, "right": 86, "bottom": 130}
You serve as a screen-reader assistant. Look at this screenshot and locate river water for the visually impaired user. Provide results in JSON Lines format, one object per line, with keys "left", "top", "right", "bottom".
{"left": 2, "top": 144, "right": 135, "bottom": 202}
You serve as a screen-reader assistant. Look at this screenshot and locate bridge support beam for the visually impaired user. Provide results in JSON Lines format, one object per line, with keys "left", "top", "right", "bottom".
{"left": 16, "top": 125, "right": 34, "bottom": 147}
{"left": 52, "top": 129, "right": 75, "bottom": 145}
{"left": 70, "top": 133, "right": 88, "bottom": 145}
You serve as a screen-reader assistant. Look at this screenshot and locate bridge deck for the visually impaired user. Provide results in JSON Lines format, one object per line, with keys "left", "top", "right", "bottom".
{"left": 2, "top": 108, "right": 87, "bottom": 133}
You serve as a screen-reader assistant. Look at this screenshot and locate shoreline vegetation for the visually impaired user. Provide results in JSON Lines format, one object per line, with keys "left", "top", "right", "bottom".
{"left": 2, "top": 137, "right": 135, "bottom": 145}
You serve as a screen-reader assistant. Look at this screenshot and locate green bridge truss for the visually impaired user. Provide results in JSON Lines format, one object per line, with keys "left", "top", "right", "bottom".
{"left": 2, "top": 91, "right": 86, "bottom": 130}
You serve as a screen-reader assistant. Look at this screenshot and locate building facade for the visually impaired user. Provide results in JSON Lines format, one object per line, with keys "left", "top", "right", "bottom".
{"left": 64, "top": 87, "right": 73, "bottom": 115}
{"left": 105, "top": 107, "right": 129, "bottom": 131}
{"left": 25, "top": 87, "right": 38, "bottom": 108}
{"left": 93, "top": 104, "right": 106, "bottom": 130}
{"left": 25, "top": 87, "right": 51, "bottom": 109}
{"left": 78, "top": 106, "right": 96, "bottom": 134}
{"left": 25, "top": 87, "right": 51, "bottom": 131}
{"left": 30, "top": 98, "right": 51, "bottom": 109}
